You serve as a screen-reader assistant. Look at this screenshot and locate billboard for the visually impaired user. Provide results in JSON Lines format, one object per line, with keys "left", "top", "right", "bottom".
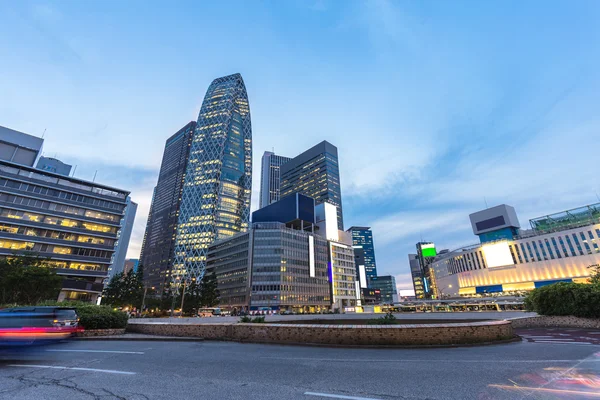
{"left": 482, "top": 241, "right": 514, "bottom": 268}
{"left": 420, "top": 243, "right": 437, "bottom": 258}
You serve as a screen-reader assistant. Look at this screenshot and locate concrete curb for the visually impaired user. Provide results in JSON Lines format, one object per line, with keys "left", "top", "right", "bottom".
{"left": 74, "top": 335, "right": 205, "bottom": 342}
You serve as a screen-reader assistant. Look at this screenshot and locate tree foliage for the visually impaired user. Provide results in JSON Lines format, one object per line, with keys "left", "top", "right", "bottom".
{"left": 102, "top": 266, "right": 144, "bottom": 308}
{"left": 524, "top": 265, "right": 600, "bottom": 319}
{"left": 199, "top": 271, "right": 219, "bottom": 308}
{"left": 0, "top": 254, "right": 62, "bottom": 305}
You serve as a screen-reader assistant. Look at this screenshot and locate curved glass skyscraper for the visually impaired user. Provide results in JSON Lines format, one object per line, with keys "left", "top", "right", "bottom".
{"left": 173, "top": 73, "right": 252, "bottom": 282}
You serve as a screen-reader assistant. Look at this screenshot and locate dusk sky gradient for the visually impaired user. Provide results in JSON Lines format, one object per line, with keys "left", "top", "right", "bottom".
{"left": 1, "top": 0, "right": 599, "bottom": 291}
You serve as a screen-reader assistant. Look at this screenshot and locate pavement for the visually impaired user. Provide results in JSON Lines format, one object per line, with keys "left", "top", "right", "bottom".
{"left": 0, "top": 327, "right": 599, "bottom": 399}
{"left": 131, "top": 311, "right": 537, "bottom": 324}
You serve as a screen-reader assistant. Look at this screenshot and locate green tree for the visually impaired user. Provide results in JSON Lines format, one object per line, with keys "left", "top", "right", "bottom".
{"left": 102, "top": 267, "right": 145, "bottom": 308}
{"left": 588, "top": 264, "right": 600, "bottom": 285}
{"left": 0, "top": 254, "right": 62, "bottom": 304}
{"left": 199, "top": 271, "right": 219, "bottom": 307}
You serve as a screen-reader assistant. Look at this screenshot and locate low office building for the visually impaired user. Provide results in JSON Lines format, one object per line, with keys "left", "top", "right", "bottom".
{"left": 206, "top": 194, "right": 331, "bottom": 313}
{"left": 0, "top": 159, "right": 130, "bottom": 303}
{"left": 430, "top": 203, "right": 599, "bottom": 298}
{"left": 369, "top": 275, "right": 398, "bottom": 304}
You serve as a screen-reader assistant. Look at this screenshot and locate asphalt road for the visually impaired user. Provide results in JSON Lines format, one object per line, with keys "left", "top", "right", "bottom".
{"left": 133, "top": 311, "right": 537, "bottom": 324}
{"left": 0, "top": 328, "right": 598, "bottom": 400}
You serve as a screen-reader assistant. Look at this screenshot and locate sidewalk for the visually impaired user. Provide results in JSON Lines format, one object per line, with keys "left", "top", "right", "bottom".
{"left": 75, "top": 333, "right": 204, "bottom": 341}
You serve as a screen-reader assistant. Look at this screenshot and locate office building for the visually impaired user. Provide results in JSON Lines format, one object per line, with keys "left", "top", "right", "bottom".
{"left": 173, "top": 73, "right": 252, "bottom": 284}
{"left": 369, "top": 275, "right": 398, "bottom": 304}
{"left": 106, "top": 196, "right": 137, "bottom": 282}
{"left": 347, "top": 226, "right": 377, "bottom": 281}
{"left": 413, "top": 242, "right": 437, "bottom": 299}
{"left": 280, "top": 141, "right": 344, "bottom": 230}
{"left": 0, "top": 125, "right": 43, "bottom": 167}
{"left": 207, "top": 194, "right": 331, "bottom": 312}
{"left": 140, "top": 122, "right": 195, "bottom": 293}
{"left": 429, "top": 203, "right": 599, "bottom": 298}
{"left": 36, "top": 156, "right": 72, "bottom": 176}
{"left": 0, "top": 157, "right": 130, "bottom": 303}
{"left": 123, "top": 258, "right": 139, "bottom": 275}
{"left": 408, "top": 254, "right": 425, "bottom": 298}
{"left": 259, "top": 151, "right": 291, "bottom": 209}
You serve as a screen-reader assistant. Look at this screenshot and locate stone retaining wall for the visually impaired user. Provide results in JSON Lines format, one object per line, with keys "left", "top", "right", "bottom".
{"left": 127, "top": 321, "right": 513, "bottom": 346}
{"left": 510, "top": 316, "right": 600, "bottom": 329}
{"left": 76, "top": 328, "right": 126, "bottom": 337}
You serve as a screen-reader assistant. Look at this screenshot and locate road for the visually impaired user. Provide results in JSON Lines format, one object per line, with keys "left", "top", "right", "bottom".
{"left": 133, "top": 311, "right": 537, "bottom": 324}
{"left": 0, "top": 328, "right": 598, "bottom": 400}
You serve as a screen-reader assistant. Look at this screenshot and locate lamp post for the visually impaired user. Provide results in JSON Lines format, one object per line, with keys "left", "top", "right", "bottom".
{"left": 170, "top": 277, "right": 180, "bottom": 318}
{"left": 438, "top": 284, "right": 453, "bottom": 300}
{"left": 179, "top": 277, "right": 196, "bottom": 318}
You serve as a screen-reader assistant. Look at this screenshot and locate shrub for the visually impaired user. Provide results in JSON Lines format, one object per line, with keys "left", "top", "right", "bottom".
{"left": 524, "top": 282, "right": 600, "bottom": 319}
{"left": 367, "top": 312, "right": 397, "bottom": 325}
{"left": 37, "top": 301, "right": 128, "bottom": 329}
{"left": 239, "top": 315, "right": 266, "bottom": 323}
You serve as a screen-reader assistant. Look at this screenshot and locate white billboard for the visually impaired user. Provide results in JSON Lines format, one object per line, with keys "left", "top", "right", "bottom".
{"left": 482, "top": 241, "right": 514, "bottom": 268}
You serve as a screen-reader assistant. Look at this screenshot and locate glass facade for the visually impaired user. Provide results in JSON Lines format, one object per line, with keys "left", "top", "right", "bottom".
{"left": 173, "top": 74, "right": 252, "bottom": 283}
{"left": 140, "top": 122, "right": 195, "bottom": 293}
{"left": 259, "top": 151, "right": 291, "bottom": 209}
{"left": 280, "top": 141, "right": 344, "bottom": 230}
{"left": 369, "top": 275, "right": 397, "bottom": 304}
{"left": 347, "top": 226, "right": 377, "bottom": 279}
{"left": 0, "top": 159, "right": 128, "bottom": 303}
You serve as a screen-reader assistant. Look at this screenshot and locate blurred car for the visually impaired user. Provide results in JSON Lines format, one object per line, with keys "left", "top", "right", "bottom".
{"left": 0, "top": 306, "right": 80, "bottom": 348}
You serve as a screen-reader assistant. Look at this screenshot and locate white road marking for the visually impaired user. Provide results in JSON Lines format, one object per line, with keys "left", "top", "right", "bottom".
{"left": 262, "top": 357, "right": 600, "bottom": 363}
{"left": 530, "top": 338, "right": 574, "bottom": 341}
{"left": 8, "top": 364, "right": 136, "bottom": 375}
{"left": 304, "top": 392, "right": 382, "bottom": 400}
{"left": 520, "top": 336, "right": 555, "bottom": 339}
{"left": 47, "top": 349, "right": 145, "bottom": 354}
{"left": 533, "top": 341, "right": 593, "bottom": 345}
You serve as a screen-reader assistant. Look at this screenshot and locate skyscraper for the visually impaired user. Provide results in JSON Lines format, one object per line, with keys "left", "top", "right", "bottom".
{"left": 415, "top": 241, "right": 437, "bottom": 299}
{"left": 173, "top": 73, "right": 252, "bottom": 282}
{"left": 140, "top": 121, "right": 195, "bottom": 292}
{"left": 347, "top": 226, "right": 377, "bottom": 280}
{"left": 259, "top": 151, "right": 291, "bottom": 208}
{"left": 280, "top": 141, "right": 344, "bottom": 230}
{"left": 106, "top": 196, "right": 137, "bottom": 282}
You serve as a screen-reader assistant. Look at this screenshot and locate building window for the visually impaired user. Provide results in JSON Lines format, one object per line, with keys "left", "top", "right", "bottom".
{"left": 572, "top": 234, "right": 585, "bottom": 255}
{"left": 544, "top": 239, "right": 555, "bottom": 260}
{"left": 514, "top": 244, "right": 523, "bottom": 263}
{"left": 531, "top": 242, "right": 542, "bottom": 262}
{"left": 557, "top": 236, "right": 569, "bottom": 258}
{"left": 550, "top": 237, "right": 561, "bottom": 259}
{"left": 509, "top": 245, "right": 518, "bottom": 264}
{"left": 565, "top": 235, "right": 577, "bottom": 256}
{"left": 520, "top": 243, "right": 529, "bottom": 263}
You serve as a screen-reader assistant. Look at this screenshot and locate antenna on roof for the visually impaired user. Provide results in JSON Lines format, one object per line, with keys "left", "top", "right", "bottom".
{"left": 41, "top": 128, "right": 46, "bottom": 138}
{"left": 93, "top": 170, "right": 98, "bottom": 182}
{"left": 484, "top": 197, "right": 489, "bottom": 208}
{"left": 72, "top": 165, "right": 77, "bottom": 178}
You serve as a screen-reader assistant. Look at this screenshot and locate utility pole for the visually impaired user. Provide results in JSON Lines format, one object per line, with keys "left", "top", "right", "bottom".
{"left": 179, "top": 279, "right": 187, "bottom": 317}
{"left": 141, "top": 286, "right": 154, "bottom": 314}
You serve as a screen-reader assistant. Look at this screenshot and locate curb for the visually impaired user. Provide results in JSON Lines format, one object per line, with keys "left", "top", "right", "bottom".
{"left": 74, "top": 336, "right": 205, "bottom": 342}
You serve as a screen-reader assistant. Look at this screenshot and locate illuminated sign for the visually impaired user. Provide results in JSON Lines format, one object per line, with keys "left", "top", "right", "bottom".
{"left": 482, "top": 241, "right": 514, "bottom": 268}
{"left": 421, "top": 243, "right": 437, "bottom": 258}
{"left": 359, "top": 265, "right": 367, "bottom": 288}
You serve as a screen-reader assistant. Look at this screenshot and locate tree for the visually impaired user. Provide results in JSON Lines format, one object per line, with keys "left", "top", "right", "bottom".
{"left": 199, "top": 271, "right": 219, "bottom": 307}
{"left": 102, "top": 268, "right": 144, "bottom": 308}
{"left": 0, "top": 254, "right": 62, "bottom": 305}
{"left": 588, "top": 264, "right": 600, "bottom": 285}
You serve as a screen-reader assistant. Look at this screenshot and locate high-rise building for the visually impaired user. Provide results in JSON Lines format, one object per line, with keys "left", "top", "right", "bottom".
{"left": 347, "top": 226, "right": 377, "bottom": 281}
{"left": 408, "top": 254, "right": 425, "bottom": 299}
{"left": 280, "top": 141, "right": 344, "bottom": 230}
{"left": 259, "top": 151, "right": 291, "bottom": 209}
{"left": 0, "top": 125, "right": 43, "bottom": 167}
{"left": 36, "top": 156, "right": 72, "bottom": 176}
{"left": 106, "top": 196, "right": 137, "bottom": 282}
{"left": 173, "top": 73, "right": 252, "bottom": 283}
{"left": 123, "top": 258, "right": 139, "bottom": 275}
{"left": 140, "top": 121, "right": 195, "bottom": 293}
{"left": 415, "top": 242, "right": 437, "bottom": 299}
{"left": 369, "top": 275, "right": 398, "bottom": 304}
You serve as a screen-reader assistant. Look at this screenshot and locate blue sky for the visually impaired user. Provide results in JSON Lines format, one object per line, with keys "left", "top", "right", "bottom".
{"left": 1, "top": 0, "right": 599, "bottom": 291}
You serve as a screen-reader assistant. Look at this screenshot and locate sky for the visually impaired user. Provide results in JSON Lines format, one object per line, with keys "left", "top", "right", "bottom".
{"left": 1, "top": 0, "right": 599, "bottom": 292}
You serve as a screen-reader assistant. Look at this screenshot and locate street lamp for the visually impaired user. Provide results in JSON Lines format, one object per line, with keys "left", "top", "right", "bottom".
{"left": 179, "top": 277, "right": 196, "bottom": 318}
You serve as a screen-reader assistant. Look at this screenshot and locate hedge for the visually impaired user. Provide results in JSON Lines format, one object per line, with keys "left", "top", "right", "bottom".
{"left": 37, "top": 301, "right": 128, "bottom": 329}
{"left": 524, "top": 282, "right": 600, "bottom": 319}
